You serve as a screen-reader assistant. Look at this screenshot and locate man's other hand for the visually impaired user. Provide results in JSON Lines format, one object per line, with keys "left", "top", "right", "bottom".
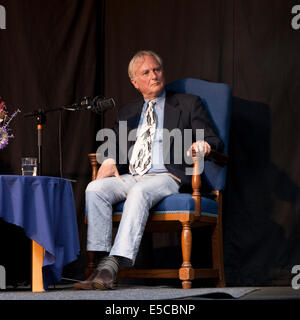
{"left": 96, "top": 158, "right": 122, "bottom": 180}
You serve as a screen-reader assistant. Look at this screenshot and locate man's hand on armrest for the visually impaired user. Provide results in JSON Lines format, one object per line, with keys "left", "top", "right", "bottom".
{"left": 96, "top": 158, "right": 122, "bottom": 180}
{"left": 187, "top": 140, "right": 211, "bottom": 157}
{"left": 186, "top": 141, "right": 228, "bottom": 164}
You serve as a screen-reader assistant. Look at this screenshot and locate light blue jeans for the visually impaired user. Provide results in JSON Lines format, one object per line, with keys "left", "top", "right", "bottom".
{"left": 85, "top": 173, "right": 179, "bottom": 265}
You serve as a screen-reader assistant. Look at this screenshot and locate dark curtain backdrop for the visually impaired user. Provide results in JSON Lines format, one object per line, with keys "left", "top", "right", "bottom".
{"left": 0, "top": 0, "right": 299, "bottom": 286}
{"left": 103, "top": 0, "right": 300, "bottom": 286}
{"left": 0, "top": 0, "right": 104, "bottom": 282}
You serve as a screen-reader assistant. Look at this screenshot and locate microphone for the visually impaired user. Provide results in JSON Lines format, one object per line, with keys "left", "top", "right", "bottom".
{"left": 68, "top": 96, "right": 115, "bottom": 114}
{"left": 90, "top": 96, "right": 116, "bottom": 114}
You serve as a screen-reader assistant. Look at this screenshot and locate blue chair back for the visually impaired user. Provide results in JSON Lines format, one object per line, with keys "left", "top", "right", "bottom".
{"left": 166, "top": 78, "right": 232, "bottom": 190}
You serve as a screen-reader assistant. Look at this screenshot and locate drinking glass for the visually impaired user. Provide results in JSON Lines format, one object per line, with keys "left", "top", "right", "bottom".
{"left": 21, "top": 157, "right": 37, "bottom": 176}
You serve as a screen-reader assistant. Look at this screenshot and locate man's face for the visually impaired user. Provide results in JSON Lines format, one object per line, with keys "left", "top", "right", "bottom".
{"left": 131, "top": 55, "right": 165, "bottom": 99}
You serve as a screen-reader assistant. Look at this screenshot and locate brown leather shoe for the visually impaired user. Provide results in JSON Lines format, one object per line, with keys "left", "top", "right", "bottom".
{"left": 74, "top": 255, "right": 113, "bottom": 290}
{"left": 74, "top": 269, "right": 98, "bottom": 290}
{"left": 92, "top": 268, "right": 117, "bottom": 290}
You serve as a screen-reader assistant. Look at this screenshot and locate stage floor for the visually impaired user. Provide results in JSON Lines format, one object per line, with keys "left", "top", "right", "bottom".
{"left": 0, "top": 284, "right": 299, "bottom": 300}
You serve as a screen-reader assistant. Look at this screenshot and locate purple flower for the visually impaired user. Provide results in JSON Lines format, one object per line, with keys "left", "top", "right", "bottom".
{"left": 0, "top": 97, "right": 20, "bottom": 150}
{"left": 0, "top": 127, "right": 9, "bottom": 149}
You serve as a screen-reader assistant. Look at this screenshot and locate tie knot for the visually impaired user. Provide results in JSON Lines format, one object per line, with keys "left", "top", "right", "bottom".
{"left": 148, "top": 100, "right": 155, "bottom": 108}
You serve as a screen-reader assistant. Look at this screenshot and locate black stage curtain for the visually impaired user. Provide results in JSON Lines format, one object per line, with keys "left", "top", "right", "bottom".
{"left": 0, "top": 0, "right": 299, "bottom": 286}
{"left": 103, "top": 0, "right": 300, "bottom": 286}
{"left": 0, "top": 0, "right": 104, "bottom": 282}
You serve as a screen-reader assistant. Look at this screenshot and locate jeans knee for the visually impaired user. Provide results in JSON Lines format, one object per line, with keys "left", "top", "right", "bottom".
{"left": 85, "top": 180, "right": 111, "bottom": 205}
{"left": 86, "top": 180, "right": 102, "bottom": 193}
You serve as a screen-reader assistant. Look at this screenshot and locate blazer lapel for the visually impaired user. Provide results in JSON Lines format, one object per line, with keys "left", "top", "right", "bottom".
{"left": 163, "top": 92, "right": 181, "bottom": 131}
{"left": 127, "top": 99, "right": 144, "bottom": 129}
{"left": 163, "top": 92, "right": 181, "bottom": 161}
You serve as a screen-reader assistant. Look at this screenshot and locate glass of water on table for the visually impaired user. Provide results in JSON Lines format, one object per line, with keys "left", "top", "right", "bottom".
{"left": 21, "top": 157, "right": 37, "bottom": 176}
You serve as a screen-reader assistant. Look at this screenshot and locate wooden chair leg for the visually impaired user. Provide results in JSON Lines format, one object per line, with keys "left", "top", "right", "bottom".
{"left": 179, "top": 221, "right": 194, "bottom": 289}
{"left": 211, "top": 222, "right": 225, "bottom": 287}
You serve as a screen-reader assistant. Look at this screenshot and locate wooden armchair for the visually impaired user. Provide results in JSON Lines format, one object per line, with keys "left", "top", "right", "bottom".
{"left": 85, "top": 78, "right": 232, "bottom": 289}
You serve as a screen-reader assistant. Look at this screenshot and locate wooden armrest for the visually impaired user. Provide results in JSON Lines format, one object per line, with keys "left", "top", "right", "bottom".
{"left": 191, "top": 153, "right": 201, "bottom": 216}
{"left": 191, "top": 149, "right": 227, "bottom": 215}
{"left": 88, "top": 153, "right": 98, "bottom": 181}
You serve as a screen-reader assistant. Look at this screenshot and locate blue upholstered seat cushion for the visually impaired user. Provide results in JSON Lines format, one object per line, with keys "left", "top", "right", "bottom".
{"left": 113, "top": 193, "right": 218, "bottom": 217}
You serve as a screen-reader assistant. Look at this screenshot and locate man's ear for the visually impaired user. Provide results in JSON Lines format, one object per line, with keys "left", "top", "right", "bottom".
{"left": 130, "top": 77, "right": 139, "bottom": 90}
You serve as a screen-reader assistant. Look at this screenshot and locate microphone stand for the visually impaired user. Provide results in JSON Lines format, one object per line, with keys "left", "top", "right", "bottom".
{"left": 36, "top": 110, "right": 45, "bottom": 176}
{"left": 24, "top": 100, "right": 92, "bottom": 176}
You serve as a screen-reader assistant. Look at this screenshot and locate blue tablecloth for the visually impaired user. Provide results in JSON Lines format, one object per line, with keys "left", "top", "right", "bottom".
{"left": 0, "top": 175, "right": 80, "bottom": 289}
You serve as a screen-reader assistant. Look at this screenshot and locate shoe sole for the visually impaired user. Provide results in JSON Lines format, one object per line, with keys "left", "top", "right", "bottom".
{"left": 92, "top": 280, "right": 107, "bottom": 290}
{"left": 92, "top": 280, "right": 117, "bottom": 290}
{"left": 74, "top": 282, "right": 94, "bottom": 290}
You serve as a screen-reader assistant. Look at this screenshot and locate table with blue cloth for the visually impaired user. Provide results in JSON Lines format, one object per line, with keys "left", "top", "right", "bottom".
{"left": 0, "top": 175, "right": 80, "bottom": 291}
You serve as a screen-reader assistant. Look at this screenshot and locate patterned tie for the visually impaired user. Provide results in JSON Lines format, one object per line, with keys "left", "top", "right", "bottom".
{"left": 129, "top": 100, "right": 156, "bottom": 175}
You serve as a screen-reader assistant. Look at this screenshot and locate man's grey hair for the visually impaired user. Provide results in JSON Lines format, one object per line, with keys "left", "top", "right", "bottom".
{"left": 128, "top": 50, "right": 163, "bottom": 79}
